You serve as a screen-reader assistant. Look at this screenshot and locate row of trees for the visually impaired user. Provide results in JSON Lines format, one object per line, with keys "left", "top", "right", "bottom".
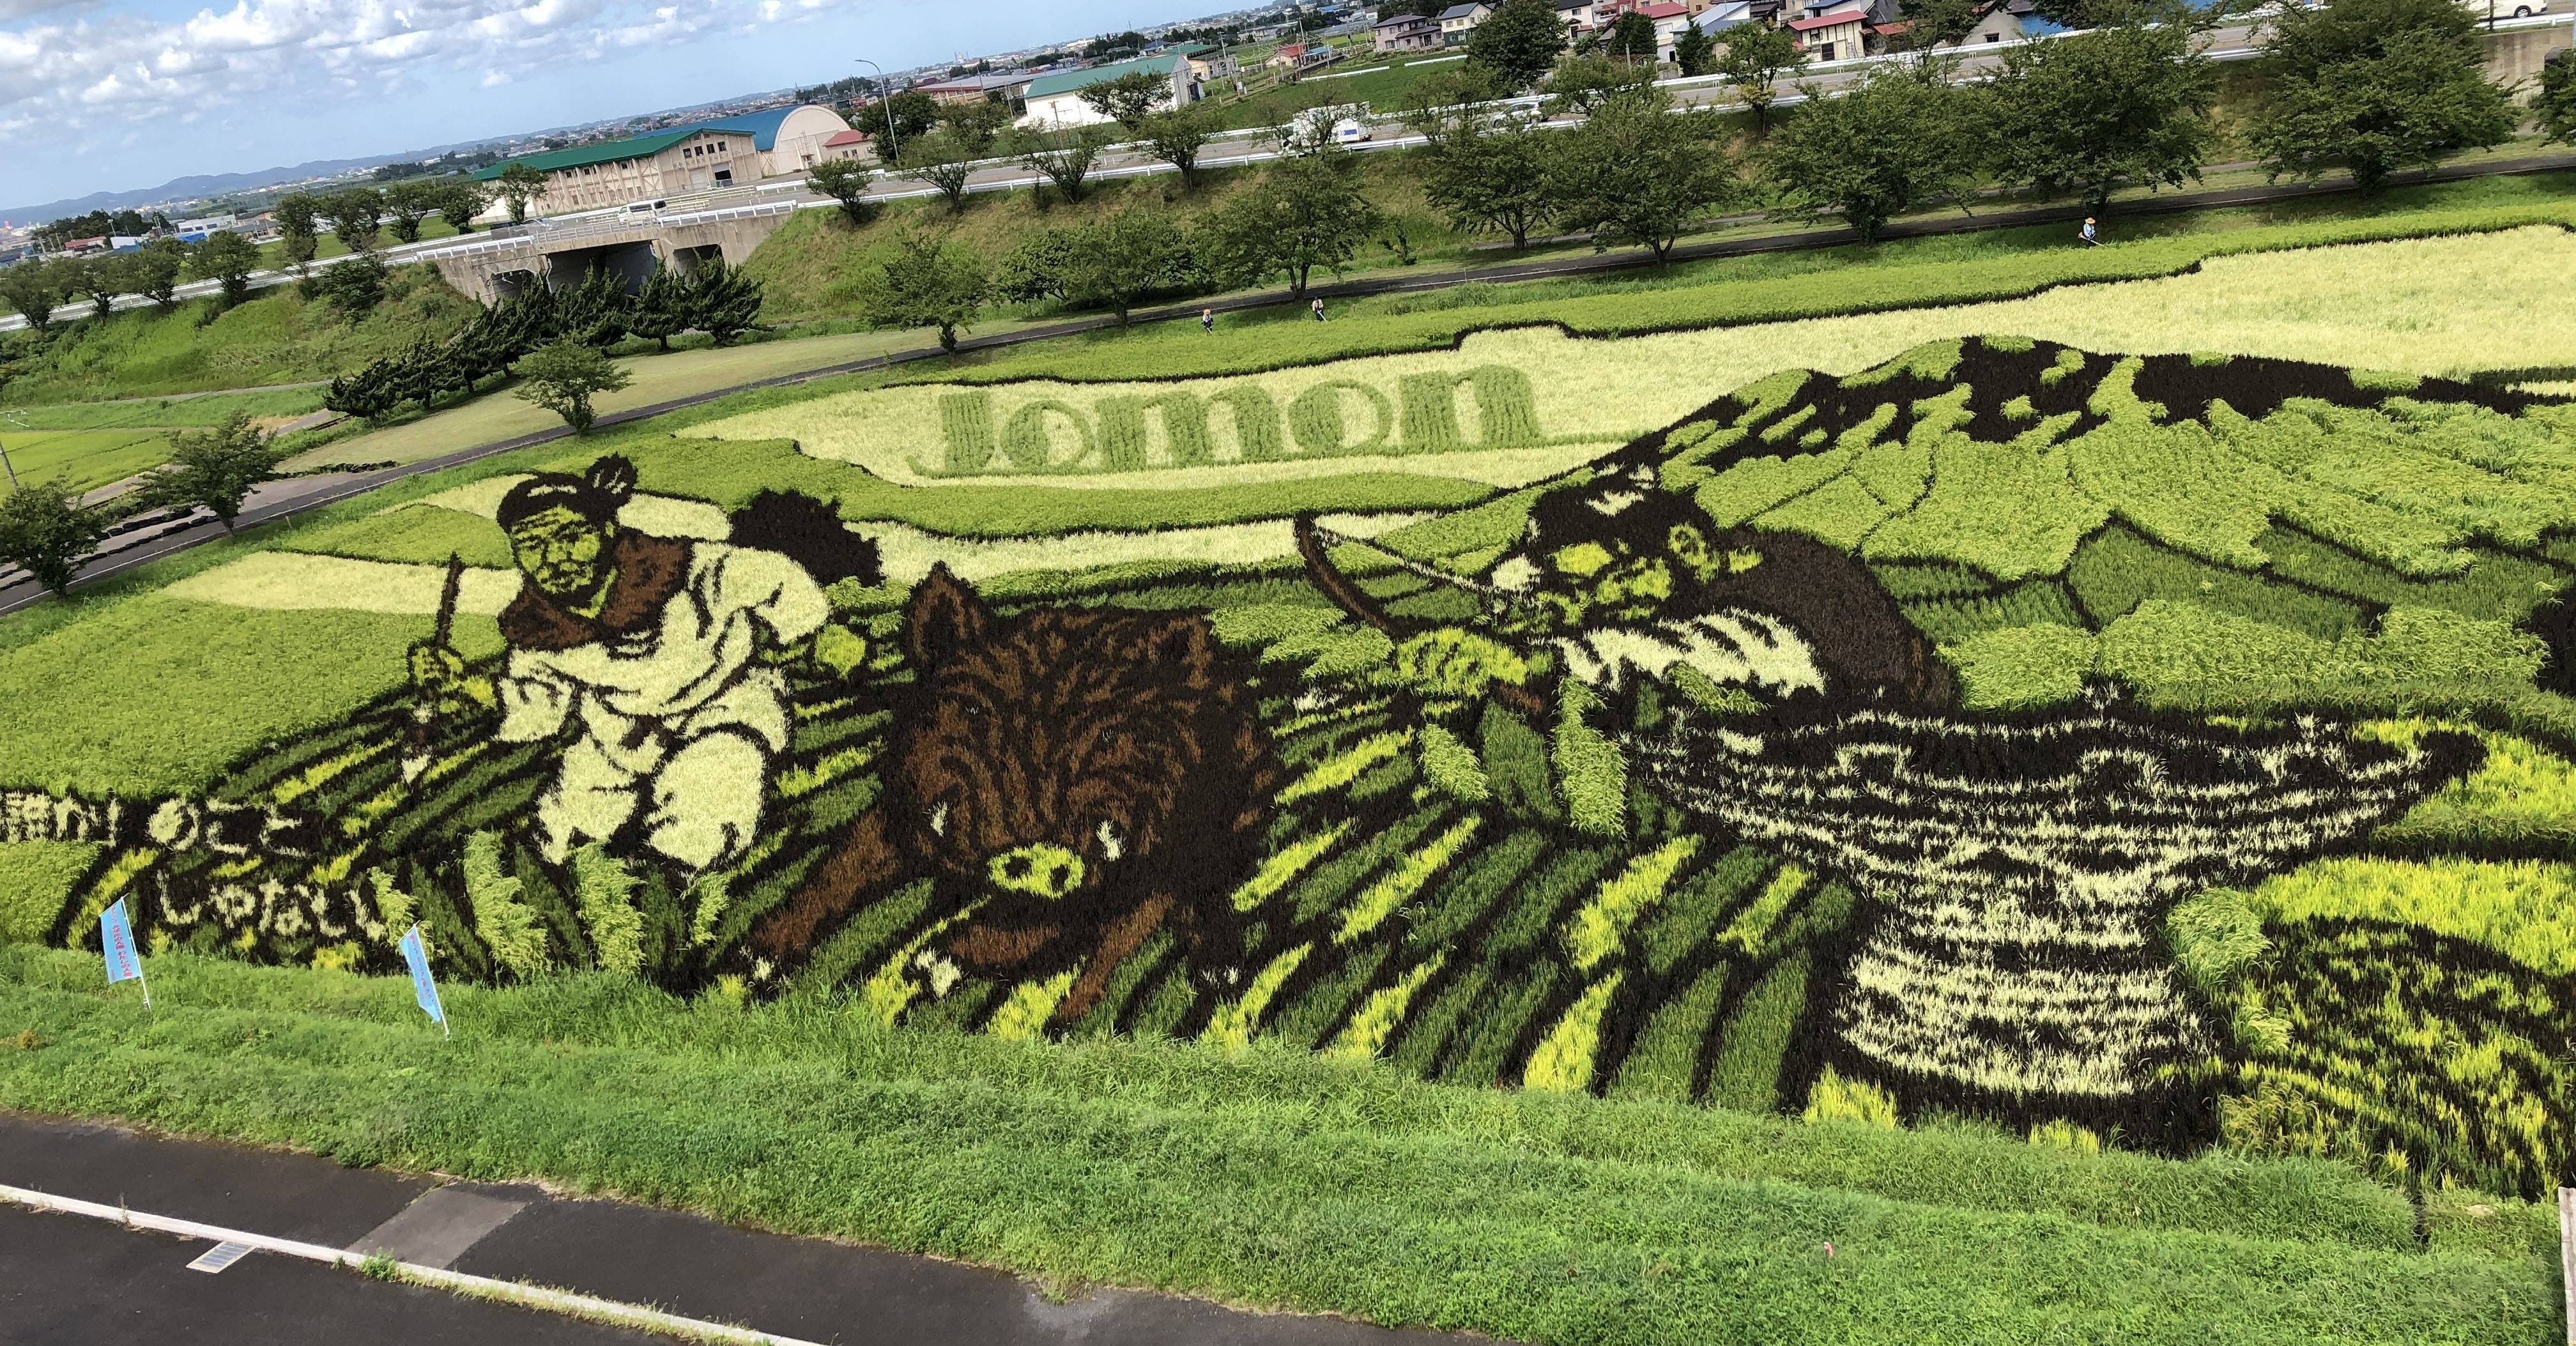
{"left": 320, "top": 259, "right": 762, "bottom": 422}
{"left": 0, "top": 231, "right": 268, "bottom": 332}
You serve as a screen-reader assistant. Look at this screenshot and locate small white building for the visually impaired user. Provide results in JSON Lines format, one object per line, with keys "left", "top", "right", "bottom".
{"left": 1437, "top": 1, "right": 1493, "bottom": 43}
{"left": 1018, "top": 47, "right": 1212, "bottom": 128}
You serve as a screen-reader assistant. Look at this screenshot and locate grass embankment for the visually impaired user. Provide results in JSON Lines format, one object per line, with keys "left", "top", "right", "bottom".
{"left": 744, "top": 155, "right": 1457, "bottom": 325}
{"left": 0, "top": 264, "right": 477, "bottom": 405}
{"left": 937, "top": 180, "right": 2576, "bottom": 384}
{"left": 0, "top": 946, "right": 2558, "bottom": 1345}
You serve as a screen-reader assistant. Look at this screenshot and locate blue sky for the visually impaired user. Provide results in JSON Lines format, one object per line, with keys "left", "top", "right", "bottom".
{"left": 0, "top": 0, "right": 1191, "bottom": 214}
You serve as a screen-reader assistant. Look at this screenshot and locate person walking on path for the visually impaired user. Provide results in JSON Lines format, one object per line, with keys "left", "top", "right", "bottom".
{"left": 1201, "top": 308, "right": 1215, "bottom": 333}
{"left": 1312, "top": 297, "right": 1326, "bottom": 322}
{"left": 2079, "top": 217, "right": 2100, "bottom": 247}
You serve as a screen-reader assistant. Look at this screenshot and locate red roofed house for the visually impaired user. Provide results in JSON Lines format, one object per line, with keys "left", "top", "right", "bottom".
{"left": 819, "top": 129, "right": 875, "bottom": 165}
{"left": 1640, "top": 1, "right": 1694, "bottom": 59}
{"left": 1788, "top": 6, "right": 1869, "bottom": 60}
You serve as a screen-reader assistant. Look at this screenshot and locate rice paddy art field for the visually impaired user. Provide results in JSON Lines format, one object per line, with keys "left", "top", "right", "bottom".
{"left": 6, "top": 225, "right": 2576, "bottom": 1343}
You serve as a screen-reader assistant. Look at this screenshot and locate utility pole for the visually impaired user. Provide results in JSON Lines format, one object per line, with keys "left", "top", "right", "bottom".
{"left": 855, "top": 58, "right": 900, "bottom": 164}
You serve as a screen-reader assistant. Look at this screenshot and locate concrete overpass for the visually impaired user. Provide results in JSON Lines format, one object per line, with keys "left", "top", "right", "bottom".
{"left": 406, "top": 200, "right": 797, "bottom": 305}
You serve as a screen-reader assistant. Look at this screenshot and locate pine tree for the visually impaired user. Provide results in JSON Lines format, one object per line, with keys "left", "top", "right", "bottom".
{"left": 685, "top": 258, "right": 765, "bottom": 347}
{"left": 628, "top": 263, "right": 690, "bottom": 351}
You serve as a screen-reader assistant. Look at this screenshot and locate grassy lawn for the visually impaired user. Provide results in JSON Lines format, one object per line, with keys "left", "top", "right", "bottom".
{"left": 0, "top": 385, "right": 328, "bottom": 429}
{"left": 0, "top": 429, "right": 172, "bottom": 493}
{"left": 0, "top": 946, "right": 2558, "bottom": 1345}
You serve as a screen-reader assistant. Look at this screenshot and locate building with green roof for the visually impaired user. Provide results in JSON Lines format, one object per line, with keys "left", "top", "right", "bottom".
{"left": 1020, "top": 44, "right": 1237, "bottom": 128}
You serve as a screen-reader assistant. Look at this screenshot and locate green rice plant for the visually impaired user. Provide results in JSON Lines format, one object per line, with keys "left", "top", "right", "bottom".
{"left": 2238, "top": 857, "right": 2576, "bottom": 977}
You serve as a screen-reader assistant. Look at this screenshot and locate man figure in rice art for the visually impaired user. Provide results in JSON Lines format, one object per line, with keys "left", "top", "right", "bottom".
{"left": 407, "top": 455, "right": 829, "bottom": 878}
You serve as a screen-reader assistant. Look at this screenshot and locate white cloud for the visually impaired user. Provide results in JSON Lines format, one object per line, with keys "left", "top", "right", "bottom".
{"left": 0, "top": 0, "right": 810, "bottom": 138}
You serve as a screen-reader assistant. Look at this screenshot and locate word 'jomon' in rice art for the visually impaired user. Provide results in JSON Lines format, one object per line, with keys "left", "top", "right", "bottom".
{"left": 20, "top": 335, "right": 2576, "bottom": 1195}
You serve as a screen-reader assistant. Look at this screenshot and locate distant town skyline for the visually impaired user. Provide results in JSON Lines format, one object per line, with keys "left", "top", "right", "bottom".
{"left": 0, "top": 0, "right": 1211, "bottom": 213}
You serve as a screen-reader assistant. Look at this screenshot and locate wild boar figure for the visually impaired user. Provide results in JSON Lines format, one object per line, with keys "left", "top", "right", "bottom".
{"left": 749, "top": 565, "right": 1282, "bottom": 1023}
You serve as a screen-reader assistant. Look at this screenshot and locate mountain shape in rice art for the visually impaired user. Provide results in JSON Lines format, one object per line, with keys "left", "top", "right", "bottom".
{"left": 15, "top": 335, "right": 2575, "bottom": 1167}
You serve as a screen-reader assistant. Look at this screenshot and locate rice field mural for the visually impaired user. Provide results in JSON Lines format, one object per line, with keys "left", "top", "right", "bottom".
{"left": 12, "top": 334, "right": 2576, "bottom": 1200}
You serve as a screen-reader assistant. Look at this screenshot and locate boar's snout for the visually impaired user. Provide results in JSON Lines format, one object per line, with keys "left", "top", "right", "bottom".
{"left": 987, "top": 843, "right": 1085, "bottom": 900}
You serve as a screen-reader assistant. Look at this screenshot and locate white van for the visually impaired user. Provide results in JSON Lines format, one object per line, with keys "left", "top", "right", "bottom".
{"left": 1333, "top": 118, "right": 1372, "bottom": 144}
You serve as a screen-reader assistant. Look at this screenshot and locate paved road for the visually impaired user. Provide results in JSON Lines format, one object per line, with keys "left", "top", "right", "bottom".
{"left": 4, "top": 144, "right": 2573, "bottom": 619}
{"left": 0, "top": 1113, "right": 1466, "bottom": 1345}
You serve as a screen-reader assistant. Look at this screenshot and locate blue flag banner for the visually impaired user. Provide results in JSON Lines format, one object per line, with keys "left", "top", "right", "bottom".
{"left": 98, "top": 898, "right": 149, "bottom": 1007}
{"left": 399, "top": 924, "right": 448, "bottom": 1036}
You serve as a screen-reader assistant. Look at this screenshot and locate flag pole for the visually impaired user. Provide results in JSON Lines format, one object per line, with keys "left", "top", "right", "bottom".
{"left": 135, "top": 956, "right": 150, "bottom": 1011}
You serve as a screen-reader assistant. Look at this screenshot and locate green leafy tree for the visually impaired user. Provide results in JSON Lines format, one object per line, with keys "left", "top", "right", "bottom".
{"left": 311, "top": 251, "right": 388, "bottom": 314}
{"left": 0, "top": 261, "right": 61, "bottom": 333}
{"left": 1673, "top": 22, "right": 1717, "bottom": 77}
{"left": 1546, "top": 88, "right": 1749, "bottom": 263}
{"left": 496, "top": 163, "right": 546, "bottom": 224}
{"left": 1408, "top": 85, "right": 1556, "bottom": 248}
{"left": 1078, "top": 69, "right": 1176, "bottom": 131}
{"left": 857, "top": 91, "right": 942, "bottom": 148}
{"left": 512, "top": 340, "right": 632, "bottom": 434}
{"left": 2542, "top": 51, "right": 2576, "bottom": 146}
{"left": 381, "top": 181, "right": 434, "bottom": 244}
{"left": 1761, "top": 64, "right": 1987, "bottom": 241}
{"left": 1601, "top": 10, "right": 1659, "bottom": 64}
{"left": 899, "top": 133, "right": 979, "bottom": 213}
{"left": 806, "top": 158, "right": 879, "bottom": 226}
{"left": 1988, "top": 21, "right": 2218, "bottom": 213}
{"left": 70, "top": 257, "right": 119, "bottom": 320}
{"left": 1548, "top": 52, "right": 1658, "bottom": 114}
{"left": 1897, "top": 0, "right": 1985, "bottom": 52}
{"left": 1717, "top": 22, "right": 1807, "bottom": 132}
{"left": 1139, "top": 105, "right": 1222, "bottom": 188}
{"left": 628, "top": 263, "right": 691, "bottom": 350}
{"left": 188, "top": 231, "right": 263, "bottom": 309}
{"left": 325, "top": 189, "right": 383, "bottom": 254}
{"left": 1011, "top": 124, "right": 1116, "bottom": 204}
{"left": 1068, "top": 210, "right": 1193, "bottom": 323}
{"left": 128, "top": 240, "right": 187, "bottom": 310}
{"left": 684, "top": 256, "right": 765, "bottom": 346}
{"left": 435, "top": 180, "right": 489, "bottom": 234}
{"left": 135, "top": 414, "right": 291, "bottom": 533}
{"left": 2249, "top": 0, "right": 2516, "bottom": 192}
{"left": 275, "top": 194, "right": 321, "bottom": 272}
{"left": 995, "top": 227, "right": 1085, "bottom": 305}
{"left": 855, "top": 227, "right": 991, "bottom": 354}
{"left": 1199, "top": 152, "right": 1383, "bottom": 297}
{"left": 0, "top": 477, "right": 116, "bottom": 597}
{"left": 1467, "top": 0, "right": 1570, "bottom": 90}
{"left": 939, "top": 96, "right": 1014, "bottom": 155}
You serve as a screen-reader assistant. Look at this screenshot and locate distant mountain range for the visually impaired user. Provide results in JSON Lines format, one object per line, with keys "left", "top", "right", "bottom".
{"left": 1, "top": 142, "right": 507, "bottom": 226}
{"left": 4, "top": 87, "right": 809, "bottom": 227}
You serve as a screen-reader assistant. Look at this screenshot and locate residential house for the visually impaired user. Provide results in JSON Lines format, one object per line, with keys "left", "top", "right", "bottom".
{"left": 818, "top": 129, "right": 876, "bottom": 164}
{"left": 1787, "top": 6, "right": 1869, "bottom": 59}
{"left": 1372, "top": 12, "right": 1441, "bottom": 52}
{"left": 1690, "top": 0, "right": 1756, "bottom": 36}
{"left": 1437, "top": 2, "right": 1492, "bottom": 43}
{"left": 1642, "top": 1, "right": 1693, "bottom": 59}
{"left": 1019, "top": 47, "right": 1211, "bottom": 127}
{"left": 1267, "top": 41, "right": 1309, "bottom": 67}
{"left": 1182, "top": 47, "right": 1239, "bottom": 80}
{"left": 1552, "top": 0, "right": 1598, "bottom": 35}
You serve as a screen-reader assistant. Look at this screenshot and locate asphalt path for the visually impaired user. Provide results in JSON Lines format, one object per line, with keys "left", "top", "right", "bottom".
{"left": 4, "top": 144, "right": 2573, "bottom": 620}
{"left": 0, "top": 1113, "right": 1468, "bottom": 1345}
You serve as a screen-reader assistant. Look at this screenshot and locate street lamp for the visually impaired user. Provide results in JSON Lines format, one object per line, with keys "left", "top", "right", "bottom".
{"left": 854, "top": 58, "right": 900, "bottom": 164}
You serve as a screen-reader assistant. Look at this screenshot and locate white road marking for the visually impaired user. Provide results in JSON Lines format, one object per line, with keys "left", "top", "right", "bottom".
{"left": 1, "top": 1182, "right": 829, "bottom": 1346}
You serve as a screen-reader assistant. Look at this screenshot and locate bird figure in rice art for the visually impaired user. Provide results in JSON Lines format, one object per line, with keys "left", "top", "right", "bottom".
{"left": 1297, "top": 434, "right": 2481, "bottom": 1144}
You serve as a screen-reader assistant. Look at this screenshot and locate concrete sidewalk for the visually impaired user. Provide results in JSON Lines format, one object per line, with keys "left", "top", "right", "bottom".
{"left": 0, "top": 1112, "right": 1473, "bottom": 1346}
